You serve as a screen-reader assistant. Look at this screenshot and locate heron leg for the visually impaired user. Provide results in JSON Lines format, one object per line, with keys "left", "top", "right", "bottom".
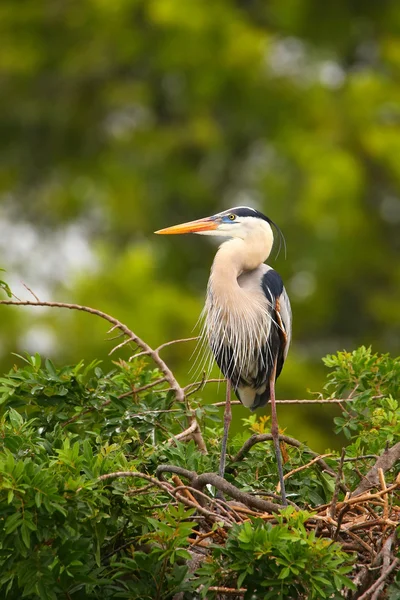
{"left": 270, "top": 361, "right": 288, "bottom": 506}
{"left": 219, "top": 379, "right": 232, "bottom": 479}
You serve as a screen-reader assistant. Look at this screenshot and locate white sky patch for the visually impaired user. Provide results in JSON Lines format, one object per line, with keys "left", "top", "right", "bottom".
{"left": 318, "top": 61, "right": 346, "bottom": 89}
{"left": 266, "top": 36, "right": 346, "bottom": 89}
{"left": 289, "top": 270, "right": 316, "bottom": 301}
{"left": 20, "top": 325, "right": 57, "bottom": 356}
{"left": 380, "top": 195, "right": 400, "bottom": 224}
{"left": 0, "top": 215, "right": 98, "bottom": 295}
{"left": 0, "top": 209, "right": 98, "bottom": 356}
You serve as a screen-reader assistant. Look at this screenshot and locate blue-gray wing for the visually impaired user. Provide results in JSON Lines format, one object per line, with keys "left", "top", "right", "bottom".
{"left": 261, "top": 268, "right": 292, "bottom": 380}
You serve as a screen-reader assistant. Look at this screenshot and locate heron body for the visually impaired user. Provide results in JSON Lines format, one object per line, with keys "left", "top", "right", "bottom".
{"left": 155, "top": 206, "right": 291, "bottom": 505}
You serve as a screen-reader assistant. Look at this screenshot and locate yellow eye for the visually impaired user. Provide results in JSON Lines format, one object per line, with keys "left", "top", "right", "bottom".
{"left": 228, "top": 214, "right": 236, "bottom": 221}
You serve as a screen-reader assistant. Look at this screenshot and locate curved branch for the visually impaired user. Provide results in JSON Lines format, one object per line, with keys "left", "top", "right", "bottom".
{"left": 0, "top": 299, "right": 207, "bottom": 453}
{"left": 156, "top": 465, "right": 283, "bottom": 513}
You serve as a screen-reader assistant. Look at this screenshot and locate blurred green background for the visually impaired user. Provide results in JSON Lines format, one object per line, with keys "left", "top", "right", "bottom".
{"left": 1, "top": 0, "right": 399, "bottom": 451}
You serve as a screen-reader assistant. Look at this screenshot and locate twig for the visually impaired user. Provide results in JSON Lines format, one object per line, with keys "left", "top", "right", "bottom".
{"left": 186, "top": 378, "right": 225, "bottom": 391}
{"left": 167, "top": 421, "right": 198, "bottom": 445}
{"left": 341, "top": 455, "right": 378, "bottom": 462}
{"left": 129, "top": 337, "right": 198, "bottom": 361}
{"left": 283, "top": 453, "right": 333, "bottom": 481}
{"left": 21, "top": 282, "right": 40, "bottom": 302}
{"left": 156, "top": 337, "right": 199, "bottom": 352}
{"left": 118, "top": 377, "right": 168, "bottom": 398}
{"left": 378, "top": 468, "right": 389, "bottom": 521}
{"left": 109, "top": 337, "right": 133, "bottom": 355}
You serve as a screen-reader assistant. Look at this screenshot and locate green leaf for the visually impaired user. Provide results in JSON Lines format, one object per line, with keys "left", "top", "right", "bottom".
{"left": 20, "top": 522, "right": 31, "bottom": 548}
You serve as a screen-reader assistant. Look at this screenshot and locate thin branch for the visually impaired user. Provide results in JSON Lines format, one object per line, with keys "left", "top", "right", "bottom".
{"left": 283, "top": 453, "right": 334, "bottom": 482}
{"left": 118, "top": 377, "right": 168, "bottom": 399}
{"left": 109, "top": 337, "right": 133, "bottom": 355}
{"left": 129, "top": 337, "right": 198, "bottom": 361}
{"left": 156, "top": 337, "right": 199, "bottom": 352}
{"left": 212, "top": 398, "right": 359, "bottom": 406}
{"left": 21, "top": 282, "right": 41, "bottom": 302}
{"left": 167, "top": 420, "right": 198, "bottom": 445}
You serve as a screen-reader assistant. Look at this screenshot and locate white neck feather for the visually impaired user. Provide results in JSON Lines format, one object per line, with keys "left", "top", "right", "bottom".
{"left": 210, "top": 220, "right": 273, "bottom": 295}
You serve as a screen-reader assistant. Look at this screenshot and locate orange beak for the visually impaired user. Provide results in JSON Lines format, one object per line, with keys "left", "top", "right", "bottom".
{"left": 154, "top": 216, "right": 218, "bottom": 235}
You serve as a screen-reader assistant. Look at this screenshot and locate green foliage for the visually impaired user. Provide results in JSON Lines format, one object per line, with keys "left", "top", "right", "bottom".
{"left": 198, "top": 509, "right": 355, "bottom": 599}
{"left": 1, "top": 0, "right": 400, "bottom": 452}
{"left": 0, "top": 346, "right": 398, "bottom": 598}
{"left": 324, "top": 346, "right": 400, "bottom": 450}
{"left": 0, "top": 270, "right": 12, "bottom": 298}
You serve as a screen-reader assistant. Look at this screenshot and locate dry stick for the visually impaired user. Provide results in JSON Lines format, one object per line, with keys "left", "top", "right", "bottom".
{"left": 345, "top": 530, "right": 376, "bottom": 558}
{"left": 0, "top": 299, "right": 207, "bottom": 453}
{"left": 354, "top": 531, "right": 397, "bottom": 600}
{"left": 171, "top": 476, "right": 200, "bottom": 506}
{"left": 98, "top": 470, "right": 227, "bottom": 524}
{"left": 333, "top": 480, "right": 400, "bottom": 511}
{"left": 283, "top": 453, "right": 333, "bottom": 482}
{"left": 378, "top": 468, "right": 389, "bottom": 522}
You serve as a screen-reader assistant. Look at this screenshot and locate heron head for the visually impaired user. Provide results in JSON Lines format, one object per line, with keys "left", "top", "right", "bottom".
{"left": 155, "top": 206, "right": 275, "bottom": 240}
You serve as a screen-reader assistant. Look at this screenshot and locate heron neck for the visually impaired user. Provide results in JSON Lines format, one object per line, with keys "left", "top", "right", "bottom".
{"left": 210, "top": 235, "right": 272, "bottom": 289}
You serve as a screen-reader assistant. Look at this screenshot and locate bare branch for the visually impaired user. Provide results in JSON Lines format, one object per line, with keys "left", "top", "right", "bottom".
{"left": 167, "top": 420, "right": 198, "bottom": 444}
{"left": 353, "top": 441, "right": 400, "bottom": 496}
{"left": 212, "top": 398, "right": 359, "bottom": 406}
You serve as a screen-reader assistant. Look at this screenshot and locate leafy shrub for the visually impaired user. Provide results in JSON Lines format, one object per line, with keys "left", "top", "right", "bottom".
{"left": 0, "top": 343, "right": 398, "bottom": 599}
{"left": 198, "top": 509, "right": 354, "bottom": 599}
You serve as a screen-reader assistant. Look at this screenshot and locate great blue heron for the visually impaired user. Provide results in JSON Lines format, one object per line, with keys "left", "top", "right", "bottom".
{"left": 155, "top": 206, "right": 291, "bottom": 505}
